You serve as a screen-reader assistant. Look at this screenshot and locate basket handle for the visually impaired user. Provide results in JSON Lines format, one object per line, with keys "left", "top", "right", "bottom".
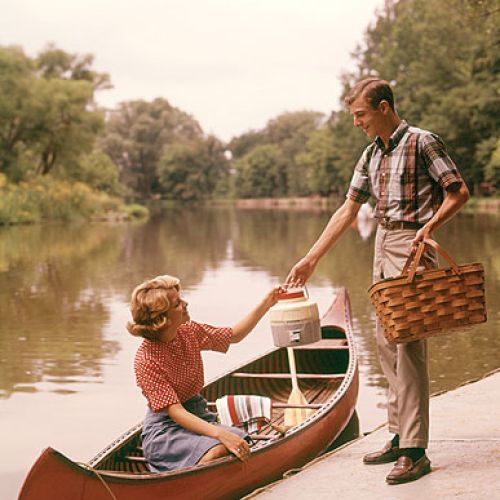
{"left": 402, "top": 238, "right": 461, "bottom": 282}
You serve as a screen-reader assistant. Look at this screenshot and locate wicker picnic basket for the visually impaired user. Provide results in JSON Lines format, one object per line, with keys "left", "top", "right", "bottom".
{"left": 368, "top": 238, "right": 487, "bottom": 343}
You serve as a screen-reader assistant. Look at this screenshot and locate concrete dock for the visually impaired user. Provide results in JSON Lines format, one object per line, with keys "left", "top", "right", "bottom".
{"left": 247, "top": 370, "right": 500, "bottom": 499}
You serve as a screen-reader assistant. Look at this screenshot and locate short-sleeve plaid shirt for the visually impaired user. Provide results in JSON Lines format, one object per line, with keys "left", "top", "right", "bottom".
{"left": 347, "top": 120, "right": 463, "bottom": 223}
{"left": 134, "top": 321, "right": 232, "bottom": 412}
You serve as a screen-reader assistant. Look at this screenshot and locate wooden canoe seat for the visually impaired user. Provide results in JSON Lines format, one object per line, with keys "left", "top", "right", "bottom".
{"left": 231, "top": 373, "right": 344, "bottom": 380}
{"left": 293, "top": 340, "right": 349, "bottom": 350}
{"left": 206, "top": 401, "right": 322, "bottom": 410}
{"left": 126, "top": 455, "right": 148, "bottom": 463}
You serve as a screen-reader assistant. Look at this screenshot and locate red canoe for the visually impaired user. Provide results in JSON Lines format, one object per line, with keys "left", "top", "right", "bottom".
{"left": 19, "top": 287, "right": 359, "bottom": 500}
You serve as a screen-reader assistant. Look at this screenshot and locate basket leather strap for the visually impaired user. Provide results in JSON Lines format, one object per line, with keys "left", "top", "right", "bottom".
{"left": 402, "top": 238, "right": 462, "bottom": 283}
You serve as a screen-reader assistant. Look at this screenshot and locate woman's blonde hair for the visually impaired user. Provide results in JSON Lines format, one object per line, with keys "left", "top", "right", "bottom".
{"left": 127, "top": 274, "right": 181, "bottom": 340}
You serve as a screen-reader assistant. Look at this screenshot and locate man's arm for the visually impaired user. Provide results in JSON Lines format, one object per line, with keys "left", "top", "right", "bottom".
{"left": 413, "top": 181, "right": 470, "bottom": 246}
{"left": 286, "top": 198, "right": 362, "bottom": 285}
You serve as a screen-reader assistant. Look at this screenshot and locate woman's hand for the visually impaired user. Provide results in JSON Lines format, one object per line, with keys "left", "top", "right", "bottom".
{"left": 262, "top": 285, "right": 284, "bottom": 309}
{"left": 215, "top": 428, "right": 251, "bottom": 462}
{"left": 231, "top": 285, "right": 284, "bottom": 343}
{"left": 167, "top": 404, "right": 251, "bottom": 462}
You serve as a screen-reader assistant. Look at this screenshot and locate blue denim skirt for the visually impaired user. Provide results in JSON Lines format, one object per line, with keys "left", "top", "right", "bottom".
{"left": 141, "top": 394, "right": 247, "bottom": 472}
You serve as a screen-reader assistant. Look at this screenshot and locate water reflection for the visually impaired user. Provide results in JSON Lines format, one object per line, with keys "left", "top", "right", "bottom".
{"left": 118, "top": 207, "right": 233, "bottom": 289}
{"left": 0, "top": 208, "right": 499, "bottom": 402}
{"left": 2, "top": 206, "right": 500, "bottom": 500}
{"left": 0, "top": 224, "right": 123, "bottom": 398}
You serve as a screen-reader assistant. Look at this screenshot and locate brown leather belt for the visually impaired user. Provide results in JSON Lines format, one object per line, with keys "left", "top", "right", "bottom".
{"left": 378, "top": 219, "right": 424, "bottom": 230}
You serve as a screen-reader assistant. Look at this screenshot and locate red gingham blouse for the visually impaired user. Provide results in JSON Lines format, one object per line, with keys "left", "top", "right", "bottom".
{"left": 134, "top": 321, "right": 232, "bottom": 412}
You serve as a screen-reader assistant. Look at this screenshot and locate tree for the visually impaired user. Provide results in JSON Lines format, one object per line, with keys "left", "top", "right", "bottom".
{"left": 227, "top": 130, "right": 268, "bottom": 158}
{"left": 0, "top": 45, "right": 107, "bottom": 180}
{"left": 265, "top": 111, "right": 325, "bottom": 195}
{"left": 229, "top": 111, "right": 325, "bottom": 197}
{"left": 71, "top": 150, "right": 121, "bottom": 194}
{"left": 233, "top": 144, "right": 286, "bottom": 198}
{"left": 101, "top": 98, "right": 204, "bottom": 199}
{"left": 484, "top": 138, "right": 500, "bottom": 188}
{"left": 0, "top": 46, "right": 37, "bottom": 176}
{"left": 36, "top": 43, "right": 112, "bottom": 92}
{"left": 158, "top": 136, "right": 229, "bottom": 201}
{"left": 31, "top": 77, "right": 104, "bottom": 175}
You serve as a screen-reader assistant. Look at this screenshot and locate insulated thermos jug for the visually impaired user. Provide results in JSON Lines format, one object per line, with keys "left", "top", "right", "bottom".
{"left": 269, "top": 288, "right": 321, "bottom": 347}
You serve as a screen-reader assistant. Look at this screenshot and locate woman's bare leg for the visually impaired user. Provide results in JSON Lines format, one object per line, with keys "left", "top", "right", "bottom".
{"left": 197, "top": 444, "right": 229, "bottom": 464}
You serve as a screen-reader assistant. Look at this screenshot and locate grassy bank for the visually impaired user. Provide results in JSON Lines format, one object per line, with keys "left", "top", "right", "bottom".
{"left": 0, "top": 176, "right": 148, "bottom": 225}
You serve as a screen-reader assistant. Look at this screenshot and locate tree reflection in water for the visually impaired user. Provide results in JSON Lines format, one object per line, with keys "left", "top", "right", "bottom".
{"left": 0, "top": 208, "right": 498, "bottom": 403}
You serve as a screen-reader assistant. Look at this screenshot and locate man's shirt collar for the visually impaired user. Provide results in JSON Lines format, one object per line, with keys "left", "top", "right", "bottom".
{"left": 375, "top": 120, "right": 409, "bottom": 152}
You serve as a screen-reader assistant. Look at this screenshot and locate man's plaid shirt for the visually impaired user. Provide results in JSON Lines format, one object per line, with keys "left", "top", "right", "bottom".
{"left": 347, "top": 120, "right": 463, "bottom": 224}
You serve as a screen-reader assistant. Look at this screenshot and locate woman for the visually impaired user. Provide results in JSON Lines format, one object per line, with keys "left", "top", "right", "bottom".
{"left": 127, "top": 274, "right": 281, "bottom": 472}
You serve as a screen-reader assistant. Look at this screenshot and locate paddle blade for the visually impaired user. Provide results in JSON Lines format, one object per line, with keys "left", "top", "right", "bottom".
{"left": 284, "top": 388, "right": 316, "bottom": 428}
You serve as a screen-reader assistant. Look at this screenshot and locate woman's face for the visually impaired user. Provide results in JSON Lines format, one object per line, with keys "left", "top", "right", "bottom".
{"left": 166, "top": 287, "right": 190, "bottom": 334}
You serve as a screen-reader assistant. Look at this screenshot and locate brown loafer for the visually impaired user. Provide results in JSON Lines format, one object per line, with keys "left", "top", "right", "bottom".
{"left": 386, "top": 454, "right": 431, "bottom": 485}
{"left": 363, "top": 441, "right": 403, "bottom": 465}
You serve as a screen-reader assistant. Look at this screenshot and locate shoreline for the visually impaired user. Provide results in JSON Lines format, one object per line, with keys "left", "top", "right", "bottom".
{"left": 1, "top": 196, "right": 498, "bottom": 226}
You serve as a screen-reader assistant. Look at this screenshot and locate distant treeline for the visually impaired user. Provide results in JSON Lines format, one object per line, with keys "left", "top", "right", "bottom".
{"left": 0, "top": 0, "right": 498, "bottom": 219}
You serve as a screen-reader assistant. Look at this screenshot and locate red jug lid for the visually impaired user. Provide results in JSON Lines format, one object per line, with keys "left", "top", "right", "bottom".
{"left": 278, "top": 289, "right": 305, "bottom": 300}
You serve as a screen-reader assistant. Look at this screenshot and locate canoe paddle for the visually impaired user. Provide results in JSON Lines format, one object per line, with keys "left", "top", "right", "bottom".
{"left": 284, "top": 347, "right": 315, "bottom": 428}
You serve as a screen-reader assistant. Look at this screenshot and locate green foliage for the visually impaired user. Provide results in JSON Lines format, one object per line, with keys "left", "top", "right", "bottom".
{"left": 484, "top": 138, "right": 500, "bottom": 187}
{"left": 0, "top": 177, "right": 130, "bottom": 224}
{"left": 31, "top": 77, "right": 104, "bottom": 175}
{"left": 266, "top": 111, "right": 325, "bottom": 195}
{"left": 234, "top": 144, "right": 286, "bottom": 198}
{"left": 70, "top": 150, "right": 122, "bottom": 195}
{"left": 0, "top": 44, "right": 107, "bottom": 181}
{"left": 123, "top": 203, "right": 149, "bottom": 219}
{"left": 36, "top": 43, "right": 112, "bottom": 91}
{"left": 100, "top": 98, "right": 204, "bottom": 199}
{"left": 230, "top": 111, "right": 325, "bottom": 197}
{"left": 227, "top": 130, "right": 268, "bottom": 158}
{"left": 2, "top": 1, "right": 498, "bottom": 212}
{"left": 296, "top": 126, "right": 338, "bottom": 196}
{"left": 158, "top": 136, "right": 229, "bottom": 201}
{"left": 296, "top": 115, "right": 369, "bottom": 196}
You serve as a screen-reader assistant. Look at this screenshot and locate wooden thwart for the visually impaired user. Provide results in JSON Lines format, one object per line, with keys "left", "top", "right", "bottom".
{"left": 231, "top": 372, "right": 344, "bottom": 380}
{"left": 206, "top": 401, "right": 322, "bottom": 409}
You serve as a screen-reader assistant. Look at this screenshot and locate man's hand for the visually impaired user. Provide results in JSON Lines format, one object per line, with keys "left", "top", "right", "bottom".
{"left": 412, "top": 224, "right": 433, "bottom": 249}
{"left": 285, "top": 256, "right": 317, "bottom": 287}
{"left": 413, "top": 181, "right": 469, "bottom": 249}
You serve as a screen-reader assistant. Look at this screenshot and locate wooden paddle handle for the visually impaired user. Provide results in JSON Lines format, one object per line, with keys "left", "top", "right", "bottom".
{"left": 287, "top": 348, "right": 299, "bottom": 391}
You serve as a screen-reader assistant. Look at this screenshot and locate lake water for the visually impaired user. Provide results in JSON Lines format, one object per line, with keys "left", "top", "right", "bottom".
{"left": 1, "top": 206, "right": 499, "bottom": 498}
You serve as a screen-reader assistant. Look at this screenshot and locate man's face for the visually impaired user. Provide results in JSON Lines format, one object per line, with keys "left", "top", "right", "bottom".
{"left": 349, "top": 96, "right": 385, "bottom": 139}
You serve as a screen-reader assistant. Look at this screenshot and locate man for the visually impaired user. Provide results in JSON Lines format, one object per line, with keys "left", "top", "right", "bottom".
{"left": 286, "top": 78, "right": 469, "bottom": 484}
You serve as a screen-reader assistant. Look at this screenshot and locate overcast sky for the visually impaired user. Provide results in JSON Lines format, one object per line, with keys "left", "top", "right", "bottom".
{"left": 1, "top": 0, "right": 384, "bottom": 141}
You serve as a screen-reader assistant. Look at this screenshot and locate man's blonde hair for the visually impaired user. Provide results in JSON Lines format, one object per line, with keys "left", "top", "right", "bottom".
{"left": 127, "top": 274, "right": 180, "bottom": 340}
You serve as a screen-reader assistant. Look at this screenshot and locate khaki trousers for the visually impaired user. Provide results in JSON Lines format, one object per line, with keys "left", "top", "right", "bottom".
{"left": 373, "top": 228, "right": 437, "bottom": 449}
